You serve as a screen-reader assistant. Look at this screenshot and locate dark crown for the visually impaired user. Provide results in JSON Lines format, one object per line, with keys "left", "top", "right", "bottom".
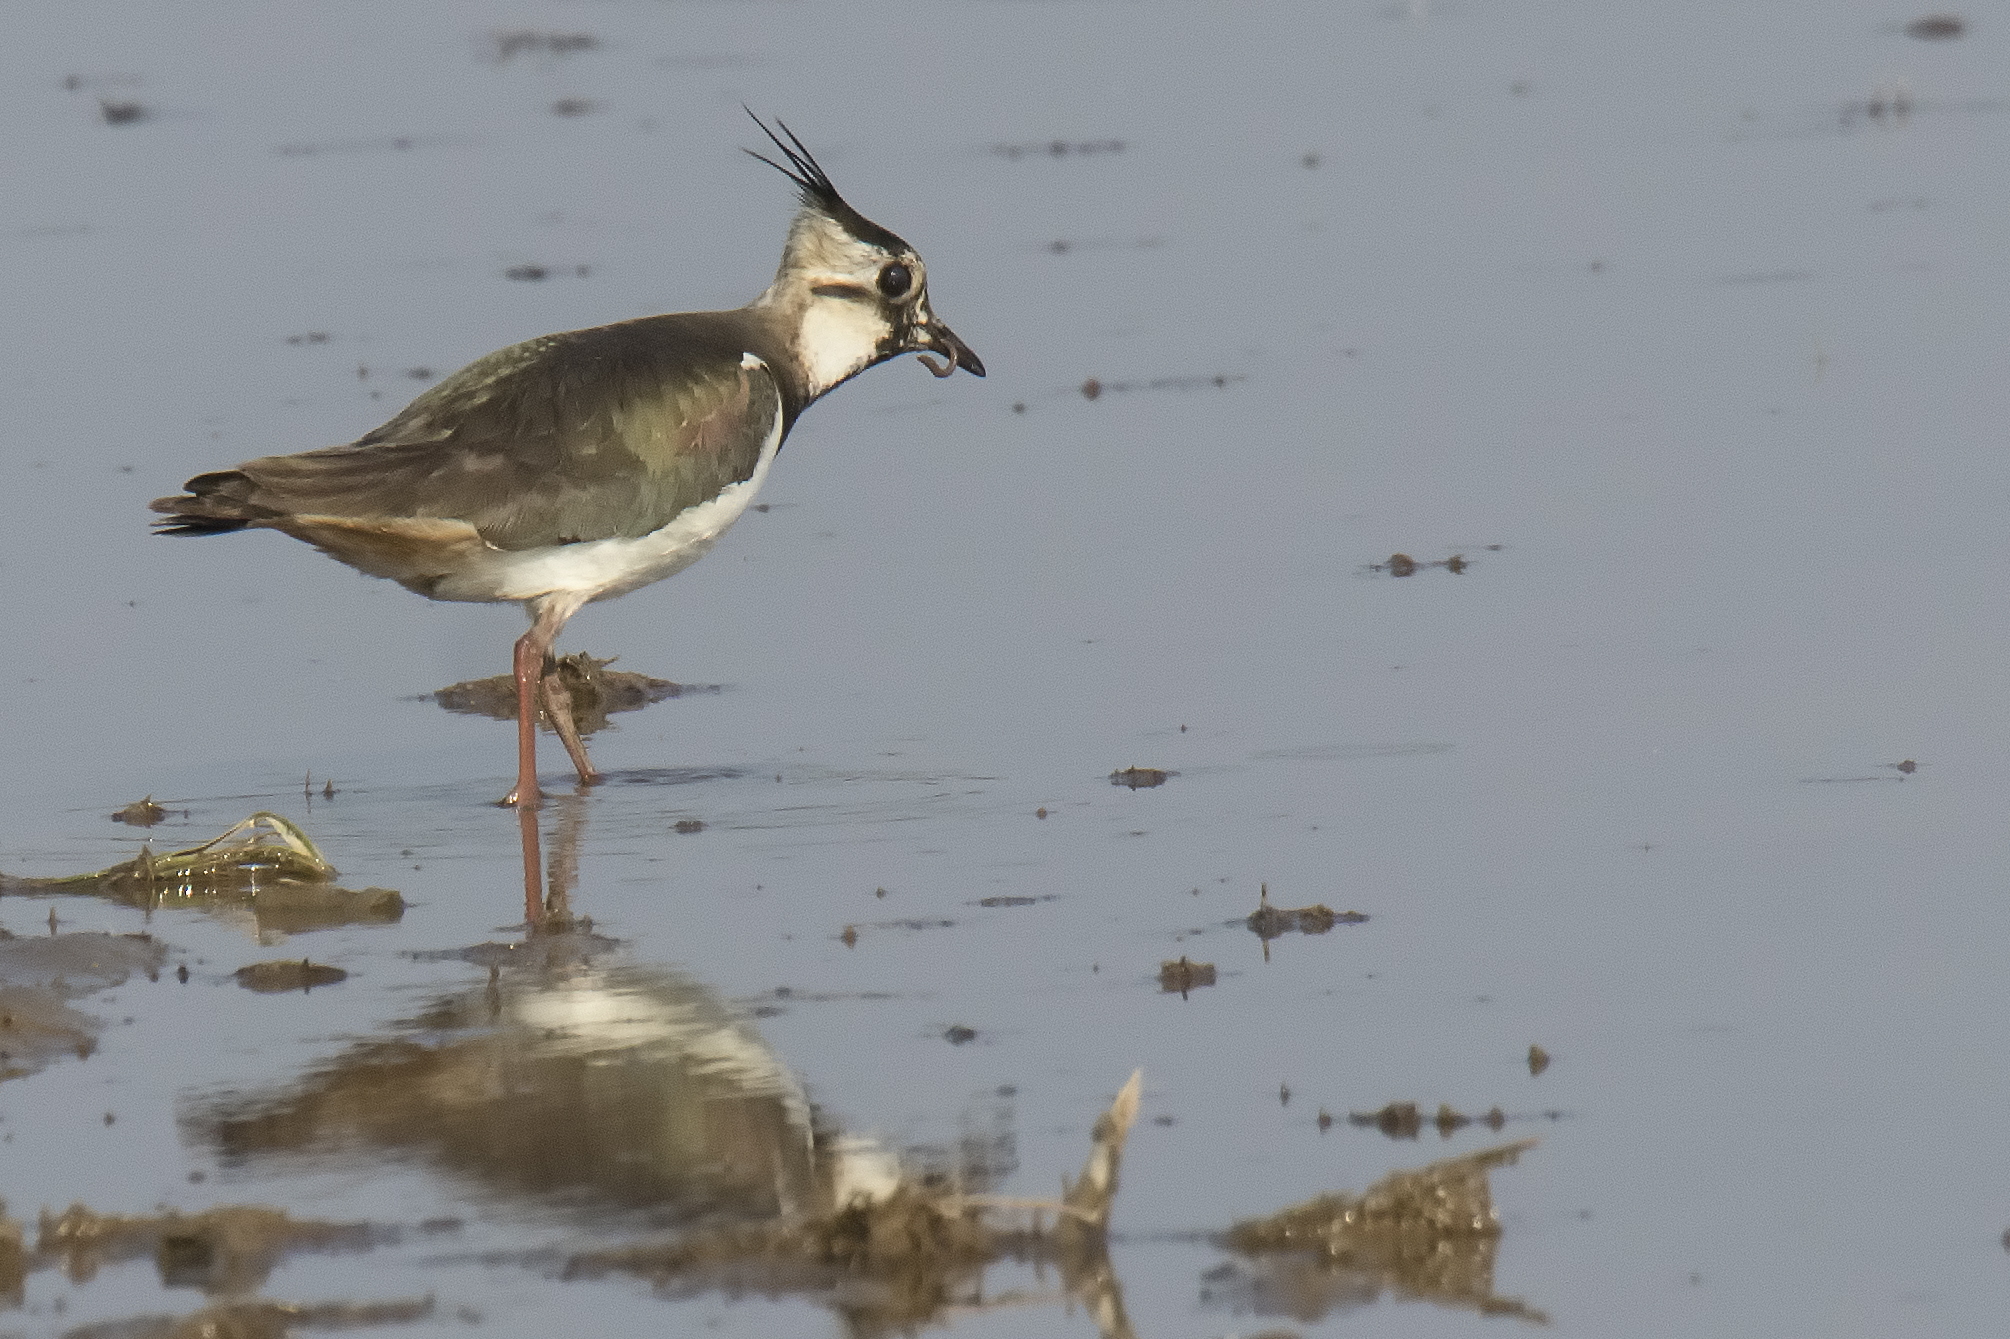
{"left": 743, "top": 110, "right": 911, "bottom": 257}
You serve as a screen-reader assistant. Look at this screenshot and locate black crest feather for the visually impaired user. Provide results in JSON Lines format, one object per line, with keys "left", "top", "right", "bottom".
{"left": 742, "top": 109, "right": 910, "bottom": 255}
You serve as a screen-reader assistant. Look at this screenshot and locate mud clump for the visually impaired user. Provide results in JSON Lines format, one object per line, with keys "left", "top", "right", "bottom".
{"left": 1351, "top": 1101, "right": 1508, "bottom": 1140}
{"left": 1375, "top": 553, "right": 1469, "bottom": 577}
{"left": 111, "top": 796, "right": 171, "bottom": 827}
{"left": 1110, "top": 766, "right": 1173, "bottom": 789}
{"left": 1245, "top": 885, "right": 1368, "bottom": 945}
{"left": 1527, "top": 1044, "right": 1551, "bottom": 1076}
{"left": 569, "top": 1072, "right": 1143, "bottom": 1337}
{"left": 1159, "top": 956, "right": 1216, "bottom": 996}
{"left": 434, "top": 654, "right": 710, "bottom": 736}
{"left": 1213, "top": 1140, "right": 1543, "bottom": 1324}
{"left": 235, "top": 959, "right": 348, "bottom": 993}
{"left": 4, "top": 813, "right": 404, "bottom": 937}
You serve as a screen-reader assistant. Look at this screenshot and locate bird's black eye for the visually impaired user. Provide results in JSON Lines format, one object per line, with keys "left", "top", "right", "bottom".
{"left": 877, "top": 261, "right": 912, "bottom": 299}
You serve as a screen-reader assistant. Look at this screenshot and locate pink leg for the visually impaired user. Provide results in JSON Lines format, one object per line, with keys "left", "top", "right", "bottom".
{"left": 517, "top": 799, "right": 544, "bottom": 926}
{"left": 540, "top": 667, "right": 601, "bottom": 787}
{"left": 499, "top": 596, "right": 581, "bottom": 808}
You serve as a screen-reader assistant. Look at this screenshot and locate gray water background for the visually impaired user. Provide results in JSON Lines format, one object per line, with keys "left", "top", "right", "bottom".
{"left": 1, "top": 0, "right": 2007, "bottom": 1334}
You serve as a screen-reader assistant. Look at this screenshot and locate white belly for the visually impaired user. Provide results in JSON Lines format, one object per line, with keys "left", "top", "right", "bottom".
{"left": 429, "top": 405, "right": 783, "bottom": 606}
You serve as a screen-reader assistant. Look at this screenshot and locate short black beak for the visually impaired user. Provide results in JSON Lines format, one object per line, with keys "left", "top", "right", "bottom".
{"left": 914, "top": 319, "right": 985, "bottom": 379}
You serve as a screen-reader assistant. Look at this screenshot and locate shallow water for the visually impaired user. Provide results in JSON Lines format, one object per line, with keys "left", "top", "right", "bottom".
{"left": 4, "top": 0, "right": 2009, "bottom": 1334}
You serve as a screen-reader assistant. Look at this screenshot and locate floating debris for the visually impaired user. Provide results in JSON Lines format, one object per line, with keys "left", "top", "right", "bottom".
{"left": 944, "top": 1025, "right": 978, "bottom": 1045}
{"left": 235, "top": 959, "right": 348, "bottom": 994}
{"left": 1906, "top": 14, "right": 1964, "bottom": 39}
{"left": 1211, "top": 1140, "right": 1543, "bottom": 1325}
{"left": 42, "top": 813, "right": 331, "bottom": 890}
{"left": 1245, "top": 885, "right": 1367, "bottom": 950}
{"left": 569, "top": 1072, "right": 1143, "bottom": 1337}
{"left": 435, "top": 653, "right": 707, "bottom": 735}
{"left": 1159, "top": 956, "right": 1216, "bottom": 997}
{"left": 673, "top": 819, "right": 705, "bottom": 834}
{"left": 550, "top": 98, "right": 596, "bottom": 117}
{"left": 1892, "top": 759, "right": 1919, "bottom": 775}
{"left": 991, "top": 138, "right": 1126, "bottom": 160}
{"left": 505, "top": 264, "right": 549, "bottom": 281}
{"left": 98, "top": 99, "right": 146, "bottom": 125}
{"left": 1110, "top": 767, "right": 1172, "bottom": 789}
{"left": 1372, "top": 552, "right": 1469, "bottom": 577}
{"left": 1527, "top": 1045, "right": 1551, "bottom": 1076}
{"left": 3, "top": 813, "right": 403, "bottom": 936}
{"left": 1350, "top": 1101, "right": 1509, "bottom": 1140}
{"left": 110, "top": 796, "right": 169, "bottom": 827}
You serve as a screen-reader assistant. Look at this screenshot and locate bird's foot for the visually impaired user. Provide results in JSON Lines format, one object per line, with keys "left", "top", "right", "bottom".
{"left": 499, "top": 784, "right": 543, "bottom": 809}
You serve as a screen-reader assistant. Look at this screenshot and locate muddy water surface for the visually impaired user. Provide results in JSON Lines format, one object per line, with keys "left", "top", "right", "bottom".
{"left": 3, "top": 1, "right": 2008, "bottom": 1335}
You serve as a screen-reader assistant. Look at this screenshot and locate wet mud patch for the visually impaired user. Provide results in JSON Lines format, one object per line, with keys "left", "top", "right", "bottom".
{"left": 1349, "top": 1101, "right": 1567, "bottom": 1140}
{"left": 434, "top": 653, "right": 713, "bottom": 736}
{"left": 2, "top": 1201, "right": 429, "bottom": 1337}
{"left": 568, "top": 1073, "right": 1142, "bottom": 1336}
{"left": 1244, "top": 887, "right": 1367, "bottom": 955}
{"left": 235, "top": 959, "right": 348, "bottom": 994}
{"left": 1159, "top": 956, "right": 1216, "bottom": 996}
{"left": 0, "top": 932, "right": 167, "bottom": 1080}
{"left": 1208, "top": 1141, "right": 1543, "bottom": 1325}
{"left": 1078, "top": 373, "right": 1244, "bottom": 401}
{"left": 30, "top": 1204, "right": 390, "bottom": 1293}
{"left": 5, "top": 813, "right": 404, "bottom": 938}
{"left": 110, "top": 796, "right": 176, "bottom": 827}
{"left": 1368, "top": 552, "right": 1476, "bottom": 577}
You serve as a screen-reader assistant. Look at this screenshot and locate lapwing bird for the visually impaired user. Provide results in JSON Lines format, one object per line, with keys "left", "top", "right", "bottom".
{"left": 151, "top": 117, "right": 984, "bottom": 807}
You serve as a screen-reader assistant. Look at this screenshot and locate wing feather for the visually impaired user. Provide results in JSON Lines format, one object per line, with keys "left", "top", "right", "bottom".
{"left": 153, "top": 315, "right": 784, "bottom": 552}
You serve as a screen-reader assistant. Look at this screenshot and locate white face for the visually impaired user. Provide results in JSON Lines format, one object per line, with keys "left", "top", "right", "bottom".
{"left": 770, "top": 210, "right": 933, "bottom": 399}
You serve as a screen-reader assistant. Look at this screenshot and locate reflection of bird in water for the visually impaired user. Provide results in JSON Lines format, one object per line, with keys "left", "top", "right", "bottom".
{"left": 190, "top": 942, "right": 822, "bottom": 1225}
{"left": 186, "top": 797, "right": 1144, "bottom": 1339}
{"left": 187, "top": 788, "right": 819, "bottom": 1222}
{"left": 151, "top": 115, "right": 983, "bottom": 808}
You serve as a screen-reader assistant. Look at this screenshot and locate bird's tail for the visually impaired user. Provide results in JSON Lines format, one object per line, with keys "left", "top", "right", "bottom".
{"left": 149, "top": 470, "right": 271, "bottom": 535}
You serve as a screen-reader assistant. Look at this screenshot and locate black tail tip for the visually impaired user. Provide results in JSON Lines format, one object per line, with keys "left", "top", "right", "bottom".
{"left": 151, "top": 514, "right": 250, "bottom": 536}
